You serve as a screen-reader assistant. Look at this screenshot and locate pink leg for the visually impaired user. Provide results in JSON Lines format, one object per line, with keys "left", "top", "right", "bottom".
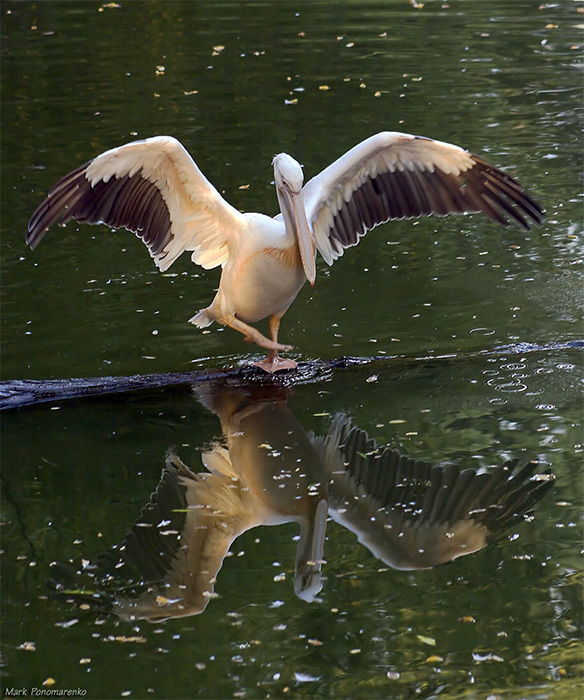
{"left": 254, "top": 315, "right": 297, "bottom": 373}
{"left": 223, "top": 313, "right": 291, "bottom": 352}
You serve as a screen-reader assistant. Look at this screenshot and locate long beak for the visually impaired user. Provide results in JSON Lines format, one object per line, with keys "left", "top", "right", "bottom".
{"left": 294, "top": 497, "right": 328, "bottom": 602}
{"left": 281, "top": 186, "right": 316, "bottom": 285}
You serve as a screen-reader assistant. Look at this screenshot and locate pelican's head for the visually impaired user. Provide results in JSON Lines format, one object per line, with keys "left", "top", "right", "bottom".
{"left": 273, "top": 153, "right": 304, "bottom": 192}
{"left": 273, "top": 153, "right": 316, "bottom": 285}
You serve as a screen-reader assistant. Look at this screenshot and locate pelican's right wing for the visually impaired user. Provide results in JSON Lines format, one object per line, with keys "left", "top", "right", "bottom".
{"left": 301, "top": 132, "right": 544, "bottom": 265}
{"left": 27, "top": 136, "right": 248, "bottom": 271}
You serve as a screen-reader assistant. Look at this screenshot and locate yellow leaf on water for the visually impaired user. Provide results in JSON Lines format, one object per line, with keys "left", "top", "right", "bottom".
{"left": 417, "top": 634, "right": 436, "bottom": 646}
{"left": 114, "top": 636, "right": 147, "bottom": 644}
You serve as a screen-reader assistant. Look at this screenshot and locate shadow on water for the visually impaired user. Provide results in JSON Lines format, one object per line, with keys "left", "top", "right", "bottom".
{"left": 47, "top": 379, "right": 554, "bottom": 623}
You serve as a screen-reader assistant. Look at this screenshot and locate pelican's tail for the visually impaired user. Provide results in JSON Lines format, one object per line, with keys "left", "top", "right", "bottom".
{"left": 189, "top": 308, "right": 215, "bottom": 328}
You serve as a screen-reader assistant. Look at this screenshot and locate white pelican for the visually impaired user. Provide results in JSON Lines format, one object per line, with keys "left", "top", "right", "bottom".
{"left": 27, "top": 132, "right": 544, "bottom": 372}
{"left": 316, "top": 414, "right": 554, "bottom": 570}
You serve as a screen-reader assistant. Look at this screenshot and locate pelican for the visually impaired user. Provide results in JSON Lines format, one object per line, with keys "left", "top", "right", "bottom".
{"left": 27, "top": 132, "right": 544, "bottom": 372}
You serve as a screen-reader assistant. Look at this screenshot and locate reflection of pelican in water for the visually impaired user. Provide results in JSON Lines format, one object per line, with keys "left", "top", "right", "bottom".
{"left": 59, "top": 383, "right": 328, "bottom": 621}
{"left": 49, "top": 387, "right": 553, "bottom": 621}
{"left": 317, "top": 415, "right": 555, "bottom": 569}
{"left": 27, "top": 132, "right": 543, "bottom": 371}
{"left": 196, "top": 382, "right": 328, "bottom": 602}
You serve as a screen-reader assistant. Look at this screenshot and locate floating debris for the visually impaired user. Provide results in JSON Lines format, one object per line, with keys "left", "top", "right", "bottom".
{"left": 426, "top": 655, "right": 443, "bottom": 663}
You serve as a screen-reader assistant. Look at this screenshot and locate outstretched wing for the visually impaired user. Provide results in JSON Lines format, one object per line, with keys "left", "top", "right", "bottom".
{"left": 27, "top": 136, "right": 247, "bottom": 271}
{"left": 301, "top": 132, "right": 544, "bottom": 265}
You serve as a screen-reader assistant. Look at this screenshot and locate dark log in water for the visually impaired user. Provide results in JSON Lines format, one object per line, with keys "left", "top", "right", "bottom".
{"left": 0, "top": 360, "right": 345, "bottom": 410}
{"left": 1, "top": 340, "right": 581, "bottom": 411}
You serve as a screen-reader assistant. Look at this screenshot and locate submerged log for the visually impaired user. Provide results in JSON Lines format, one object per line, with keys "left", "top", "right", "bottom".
{"left": 0, "top": 360, "right": 345, "bottom": 410}
{"left": 1, "top": 340, "right": 581, "bottom": 411}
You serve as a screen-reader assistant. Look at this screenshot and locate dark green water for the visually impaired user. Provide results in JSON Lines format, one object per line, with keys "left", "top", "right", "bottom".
{"left": 1, "top": 1, "right": 582, "bottom": 698}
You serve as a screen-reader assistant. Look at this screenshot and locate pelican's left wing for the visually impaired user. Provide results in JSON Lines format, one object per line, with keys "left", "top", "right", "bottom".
{"left": 27, "top": 136, "right": 247, "bottom": 271}
{"left": 301, "top": 132, "right": 544, "bottom": 265}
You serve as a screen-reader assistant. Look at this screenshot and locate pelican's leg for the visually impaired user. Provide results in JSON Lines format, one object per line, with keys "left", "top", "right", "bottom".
{"left": 254, "top": 315, "right": 297, "bottom": 373}
{"left": 222, "top": 313, "right": 292, "bottom": 352}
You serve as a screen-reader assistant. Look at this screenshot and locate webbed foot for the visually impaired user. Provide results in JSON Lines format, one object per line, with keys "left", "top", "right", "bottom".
{"left": 254, "top": 353, "right": 297, "bottom": 373}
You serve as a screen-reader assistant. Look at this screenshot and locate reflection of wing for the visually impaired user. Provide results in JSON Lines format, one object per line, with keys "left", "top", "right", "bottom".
{"left": 316, "top": 415, "right": 554, "bottom": 570}
{"left": 102, "top": 450, "right": 257, "bottom": 621}
{"left": 51, "top": 381, "right": 329, "bottom": 620}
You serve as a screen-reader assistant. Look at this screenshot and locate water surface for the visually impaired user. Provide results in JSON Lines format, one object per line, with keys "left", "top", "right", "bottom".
{"left": 1, "top": 1, "right": 582, "bottom": 698}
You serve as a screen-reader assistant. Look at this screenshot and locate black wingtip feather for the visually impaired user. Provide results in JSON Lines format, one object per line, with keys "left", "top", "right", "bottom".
{"left": 26, "top": 160, "right": 173, "bottom": 258}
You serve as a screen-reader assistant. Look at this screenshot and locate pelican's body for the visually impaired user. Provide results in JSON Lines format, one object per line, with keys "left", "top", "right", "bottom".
{"left": 209, "top": 214, "right": 304, "bottom": 323}
{"left": 191, "top": 211, "right": 306, "bottom": 362}
{"left": 27, "top": 132, "right": 544, "bottom": 371}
